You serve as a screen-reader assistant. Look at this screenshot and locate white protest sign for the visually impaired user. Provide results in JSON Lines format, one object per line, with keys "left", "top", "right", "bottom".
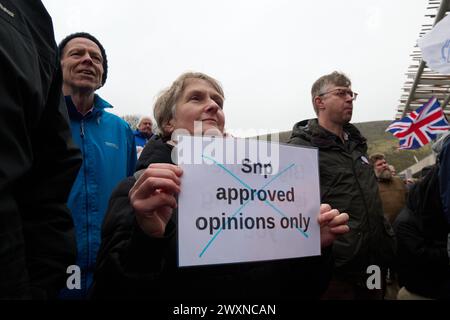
{"left": 418, "top": 13, "right": 450, "bottom": 74}
{"left": 176, "top": 135, "right": 321, "bottom": 267}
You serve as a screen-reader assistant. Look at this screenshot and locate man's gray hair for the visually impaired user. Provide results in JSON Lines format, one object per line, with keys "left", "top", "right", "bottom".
{"left": 311, "top": 71, "right": 351, "bottom": 115}
{"left": 137, "top": 116, "right": 152, "bottom": 127}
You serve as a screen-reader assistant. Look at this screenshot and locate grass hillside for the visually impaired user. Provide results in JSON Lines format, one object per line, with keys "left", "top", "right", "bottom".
{"left": 258, "top": 120, "right": 433, "bottom": 172}
{"left": 354, "top": 121, "right": 432, "bottom": 172}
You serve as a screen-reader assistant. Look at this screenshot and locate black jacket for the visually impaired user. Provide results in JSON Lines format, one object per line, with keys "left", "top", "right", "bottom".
{"left": 288, "top": 119, "right": 395, "bottom": 278}
{"left": 0, "top": 0, "right": 82, "bottom": 299}
{"left": 91, "top": 136, "right": 333, "bottom": 300}
{"left": 394, "top": 166, "right": 450, "bottom": 299}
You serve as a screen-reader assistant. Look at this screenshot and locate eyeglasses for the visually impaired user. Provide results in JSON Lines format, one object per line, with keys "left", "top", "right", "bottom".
{"left": 318, "top": 88, "right": 358, "bottom": 100}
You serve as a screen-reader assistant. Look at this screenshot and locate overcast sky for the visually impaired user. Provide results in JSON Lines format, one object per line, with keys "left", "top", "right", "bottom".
{"left": 42, "top": 0, "right": 428, "bottom": 136}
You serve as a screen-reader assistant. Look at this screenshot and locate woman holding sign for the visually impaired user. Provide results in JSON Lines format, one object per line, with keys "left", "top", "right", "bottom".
{"left": 90, "top": 72, "right": 349, "bottom": 299}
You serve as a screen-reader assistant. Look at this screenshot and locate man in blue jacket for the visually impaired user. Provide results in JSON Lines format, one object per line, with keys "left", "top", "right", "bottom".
{"left": 58, "top": 32, "right": 137, "bottom": 298}
{"left": 134, "top": 116, "right": 153, "bottom": 158}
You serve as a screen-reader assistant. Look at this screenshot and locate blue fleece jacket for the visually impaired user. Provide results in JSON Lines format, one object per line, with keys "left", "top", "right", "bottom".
{"left": 62, "top": 95, "right": 136, "bottom": 298}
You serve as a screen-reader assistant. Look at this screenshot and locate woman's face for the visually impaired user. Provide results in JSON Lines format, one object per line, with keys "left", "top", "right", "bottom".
{"left": 168, "top": 78, "right": 225, "bottom": 136}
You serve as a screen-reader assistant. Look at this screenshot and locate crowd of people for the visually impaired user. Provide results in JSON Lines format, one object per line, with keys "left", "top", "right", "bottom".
{"left": 1, "top": 0, "right": 449, "bottom": 301}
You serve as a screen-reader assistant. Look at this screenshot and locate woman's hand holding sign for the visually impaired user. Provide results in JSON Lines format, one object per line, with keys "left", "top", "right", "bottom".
{"left": 318, "top": 204, "right": 349, "bottom": 248}
{"left": 129, "top": 163, "right": 183, "bottom": 238}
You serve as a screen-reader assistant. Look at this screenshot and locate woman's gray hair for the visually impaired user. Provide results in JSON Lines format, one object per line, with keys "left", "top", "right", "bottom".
{"left": 153, "top": 72, "right": 224, "bottom": 138}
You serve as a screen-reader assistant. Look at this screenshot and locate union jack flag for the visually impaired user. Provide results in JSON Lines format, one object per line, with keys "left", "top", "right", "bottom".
{"left": 386, "top": 97, "right": 450, "bottom": 149}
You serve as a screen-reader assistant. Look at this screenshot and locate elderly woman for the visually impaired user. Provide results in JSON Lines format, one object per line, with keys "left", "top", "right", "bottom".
{"left": 90, "top": 72, "right": 348, "bottom": 299}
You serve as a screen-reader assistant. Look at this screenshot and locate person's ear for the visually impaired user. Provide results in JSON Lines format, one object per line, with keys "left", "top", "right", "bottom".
{"left": 164, "top": 118, "right": 175, "bottom": 135}
{"left": 314, "top": 96, "right": 326, "bottom": 112}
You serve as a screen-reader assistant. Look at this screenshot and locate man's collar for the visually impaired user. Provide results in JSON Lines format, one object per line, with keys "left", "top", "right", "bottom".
{"left": 307, "top": 119, "right": 366, "bottom": 149}
{"left": 65, "top": 94, "right": 112, "bottom": 120}
{"left": 343, "top": 131, "right": 349, "bottom": 141}
{"left": 93, "top": 94, "right": 113, "bottom": 110}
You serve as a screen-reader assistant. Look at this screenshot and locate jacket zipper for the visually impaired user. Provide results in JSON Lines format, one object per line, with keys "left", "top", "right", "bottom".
{"left": 80, "top": 120, "right": 85, "bottom": 138}
{"left": 80, "top": 119, "right": 89, "bottom": 292}
{"left": 349, "top": 149, "right": 373, "bottom": 267}
{"left": 340, "top": 143, "right": 371, "bottom": 225}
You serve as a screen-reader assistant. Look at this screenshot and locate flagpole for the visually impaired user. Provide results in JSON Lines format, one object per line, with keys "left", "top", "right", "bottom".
{"left": 443, "top": 94, "right": 450, "bottom": 110}
{"left": 431, "top": 0, "right": 450, "bottom": 111}
{"left": 402, "top": 62, "right": 425, "bottom": 118}
{"left": 401, "top": 0, "right": 450, "bottom": 118}
{"left": 432, "top": 0, "right": 450, "bottom": 29}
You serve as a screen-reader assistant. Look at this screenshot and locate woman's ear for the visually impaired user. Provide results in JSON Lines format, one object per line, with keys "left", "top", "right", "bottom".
{"left": 164, "top": 118, "right": 175, "bottom": 136}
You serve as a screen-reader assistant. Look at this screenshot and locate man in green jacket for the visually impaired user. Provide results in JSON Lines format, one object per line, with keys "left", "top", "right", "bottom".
{"left": 288, "top": 71, "right": 395, "bottom": 299}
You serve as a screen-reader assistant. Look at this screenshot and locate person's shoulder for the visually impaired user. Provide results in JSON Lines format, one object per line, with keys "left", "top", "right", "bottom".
{"left": 441, "top": 134, "right": 450, "bottom": 157}
{"left": 287, "top": 135, "right": 310, "bottom": 146}
{"left": 392, "top": 176, "right": 406, "bottom": 185}
{"left": 287, "top": 119, "right": 313, "bottom": 145}
{"left": 136, "top": 137, "right": 173, "bottom": 170}
{"left": 102, "top": 111, "right": 125, "bottom": 123}
{"left": 8, "top": 1, "right": 57, "bottom": 53}
{"left": 345, "top": 123, "right": 367, "bottom": 143}
{"left": 432, "top": 132, "right": 450, "bottom": 156}
{"left": 102, "top": 111, "right": 134, "bottom": 131}
{"left": 93, "top": 95, "right": 129, "bottom": 128}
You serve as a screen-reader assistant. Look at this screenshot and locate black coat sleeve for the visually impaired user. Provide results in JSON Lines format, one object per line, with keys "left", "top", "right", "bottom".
{"left": 394, "top": 207, "right": 450, "bottom": 298}
{"left": 21, "top": 68, "right": 82, "bottom": 299}
{"left": 90, "top": 177, "right": 175, "bottom": 299}
{"left": 0, "top": 2, "right": 82, "bottom": 299}
{"left": 394, "top": 208, "right": 448, "bottom": 270}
